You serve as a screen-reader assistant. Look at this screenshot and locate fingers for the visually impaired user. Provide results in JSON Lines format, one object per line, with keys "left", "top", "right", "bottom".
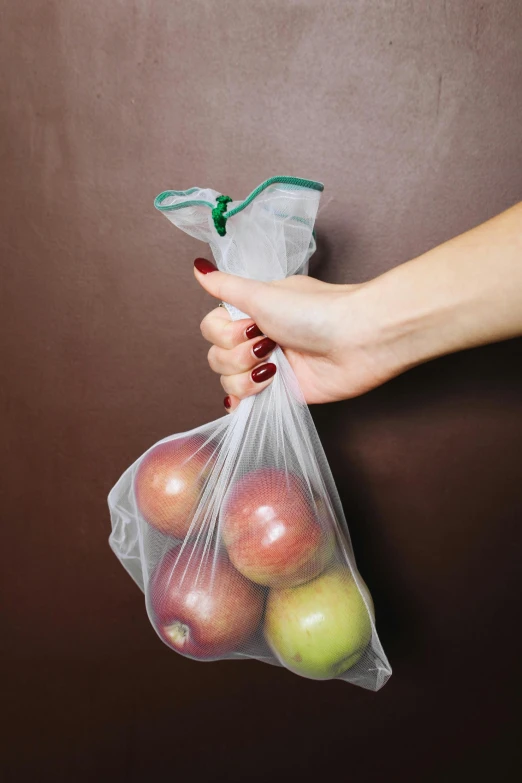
{"left": 200, "top": 304, "right": 276, "bottom": 408}
{"left": 208, "top": 336, "right": 277, "bottom": 376}
{"left": 195, "top": 258, "right": 299, "bottom": 405}
{"left": 194, "top": 258, "right": 267, "bottom": 316}
{"left": 220, "top": 362, "right": 277, "bottom": 400}
{"left": 223, "top": 394, "right": 242, "bottom": 413}
{"left": 200, "top": 307, "right": 260, "bottom": 350}
{"left": 199, "top": 300, "right": 276, "bottom": 406}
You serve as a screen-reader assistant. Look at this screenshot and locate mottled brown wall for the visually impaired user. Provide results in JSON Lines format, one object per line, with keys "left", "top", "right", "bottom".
{"left": 1, "top": 2, "right": 521, "bottom": 781}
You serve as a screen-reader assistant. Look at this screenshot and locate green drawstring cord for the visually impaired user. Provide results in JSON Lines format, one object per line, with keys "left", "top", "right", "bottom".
{"left": 212, "top": 194, "right": 233, "bottom": 236}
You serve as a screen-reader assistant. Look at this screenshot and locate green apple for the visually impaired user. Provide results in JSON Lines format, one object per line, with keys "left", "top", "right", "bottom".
{"left": 264, "top": 566, "right": 373, "bottom": 680}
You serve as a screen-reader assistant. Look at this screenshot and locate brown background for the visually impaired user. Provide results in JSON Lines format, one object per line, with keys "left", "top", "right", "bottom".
{"left": 1, "top": 2, "right": 522, "bottom": 781}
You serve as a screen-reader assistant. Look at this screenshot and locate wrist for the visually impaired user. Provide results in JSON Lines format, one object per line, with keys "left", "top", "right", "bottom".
{"left": 350, "top": 270, "right": 442, "bottom": 380}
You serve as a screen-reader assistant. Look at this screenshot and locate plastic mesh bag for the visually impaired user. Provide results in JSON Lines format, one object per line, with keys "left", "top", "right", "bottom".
{"left": 108, "top": 176, "right": 391, "bottom": 690}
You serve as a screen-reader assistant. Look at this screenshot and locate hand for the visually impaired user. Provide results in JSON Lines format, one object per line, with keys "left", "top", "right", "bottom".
{"left": 194, "top": 202, "right": 522, "bottom": 411}
{"left": 193, "top": 259, "right": 406, "bottom": 411}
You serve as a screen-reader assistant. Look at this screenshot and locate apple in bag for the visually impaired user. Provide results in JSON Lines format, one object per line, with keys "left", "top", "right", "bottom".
{"left": 221, "top": 468, "right": 331, "bottom": 588}
{"left": 149, "top": 542, "right": 264, "bottom": 659}
{"left": 134, "top": 435, "right": 214, "bottom": 538}
{"left": 264, "top": 566, "right": 373, "bottom": 680}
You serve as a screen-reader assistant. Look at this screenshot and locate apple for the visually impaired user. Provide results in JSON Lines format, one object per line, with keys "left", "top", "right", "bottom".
{"left": 264, "top": 566, "right": 373, "bottom": 680}
{"left": 221, "top": 468, "right": 331, "bottom": 588}
{"left": 148, "top": 542, "right": 264, "bottom": 659}
{"left": 134, "top": 435, "right": 215, "bottom": 537}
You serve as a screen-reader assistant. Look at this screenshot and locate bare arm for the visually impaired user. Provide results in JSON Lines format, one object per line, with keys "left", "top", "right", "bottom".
{"left": 367, "top": 201, "right": 522, "bottom": 375}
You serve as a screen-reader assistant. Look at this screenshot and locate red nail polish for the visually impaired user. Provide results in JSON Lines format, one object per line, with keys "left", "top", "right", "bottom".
{"left": 224, "top": 396, "right": 231, "bottom": 409}
{"left": 194, "top": 258, "right": 217, "bottom": 274}
{"left": 246, "top": 323, "right": 263, "bottom": 340}
{"left": 252, "top": 337, "right": 276, "bottom": 359}
{"left": 251, "top": 363, "right": 276, "bottom": 383}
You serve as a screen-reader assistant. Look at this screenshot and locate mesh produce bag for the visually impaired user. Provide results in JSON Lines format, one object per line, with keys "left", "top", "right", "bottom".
{"left": 108, "top": 176, "right": 392, "bottom": 690}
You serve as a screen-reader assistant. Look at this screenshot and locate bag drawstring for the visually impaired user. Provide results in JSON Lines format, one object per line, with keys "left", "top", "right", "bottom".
{"left": 212, "top": 194, "right": 232, "bottom": 236}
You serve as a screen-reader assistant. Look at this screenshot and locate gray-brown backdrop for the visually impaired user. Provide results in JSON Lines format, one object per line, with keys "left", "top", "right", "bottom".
{"left": 1, "top": 2, "right": 521, "bottom": 781}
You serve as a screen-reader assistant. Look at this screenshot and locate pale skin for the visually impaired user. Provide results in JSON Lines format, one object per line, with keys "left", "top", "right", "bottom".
{"left": 194, "top": 202, "right": 522, "bottom": 411}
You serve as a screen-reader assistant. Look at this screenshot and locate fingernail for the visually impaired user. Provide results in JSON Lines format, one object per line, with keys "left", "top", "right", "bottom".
{"left": 246, "top": 323, "right": 263, "bottom": 340}
{"left": 194, "top": 258, "right": 217, "bottom": 274}
{"left": 251, "top": 363, "right": 276, "bottom": 383}
{"left": 252, "top": 337, "right": 276, "bottom": 359}
{"left": 224, "top": 396, "right": 231, "bottom": 409}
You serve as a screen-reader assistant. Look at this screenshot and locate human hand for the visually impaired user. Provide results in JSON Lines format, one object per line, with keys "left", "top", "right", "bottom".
{"left": 193, "top": 258, "right": 406, "bottom": 411}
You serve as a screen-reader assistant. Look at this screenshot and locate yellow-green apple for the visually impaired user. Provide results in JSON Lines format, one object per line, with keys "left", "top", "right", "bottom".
{"left": 149, "top": 542, "right": 264, "bottom": 659}
{"left": 264, "top": 566, "right": 373, "bottom": 679}
{"left": 221, "top": 468, "right": 331, "bottom": 588}
{"left": 134, "top": 435, "right": 214, "bottom": 537}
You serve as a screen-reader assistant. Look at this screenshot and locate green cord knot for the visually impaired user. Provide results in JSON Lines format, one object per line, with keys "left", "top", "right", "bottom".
{"left": 212, "top": 194, "right": 232, "bottom": 237}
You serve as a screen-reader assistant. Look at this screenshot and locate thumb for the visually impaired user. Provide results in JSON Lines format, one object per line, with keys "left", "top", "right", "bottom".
{"left": 193, "top": 258, "right": 266, "bottom": 318}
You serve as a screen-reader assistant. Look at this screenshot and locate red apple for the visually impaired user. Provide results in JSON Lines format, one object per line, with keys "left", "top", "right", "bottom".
{"left": 134, "top": 435, "right": 214, "bottom": 537}
{"left": 221, "top": 468, "right": 331, "bottom": 588}
{"left": 148, "top": 542, "right": 264, "bottom": 659}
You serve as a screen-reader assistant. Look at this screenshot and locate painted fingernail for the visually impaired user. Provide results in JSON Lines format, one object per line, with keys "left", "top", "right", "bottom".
{"left": 224, "top": 396, "right": 231, "bottom": 409}
{"left": 246, "top": 323, "right": 263, "bottom": 340}
{"left": 252, "top": 337, "right": 276, "bottom": 359}
{"left": 194, "top": 258, "right": 217, "bottom": 274}
{"left": 251, "top": 363, "right": 276, "bottom": 383}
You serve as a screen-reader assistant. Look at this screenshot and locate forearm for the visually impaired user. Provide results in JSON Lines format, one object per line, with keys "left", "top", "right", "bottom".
{"left": 365, "top": 202, "right": 522, "bottom": 373}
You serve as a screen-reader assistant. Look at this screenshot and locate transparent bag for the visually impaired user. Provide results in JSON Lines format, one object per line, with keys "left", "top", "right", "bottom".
{"left": 108, "top": 176, "right": 391, "bottom": 690}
